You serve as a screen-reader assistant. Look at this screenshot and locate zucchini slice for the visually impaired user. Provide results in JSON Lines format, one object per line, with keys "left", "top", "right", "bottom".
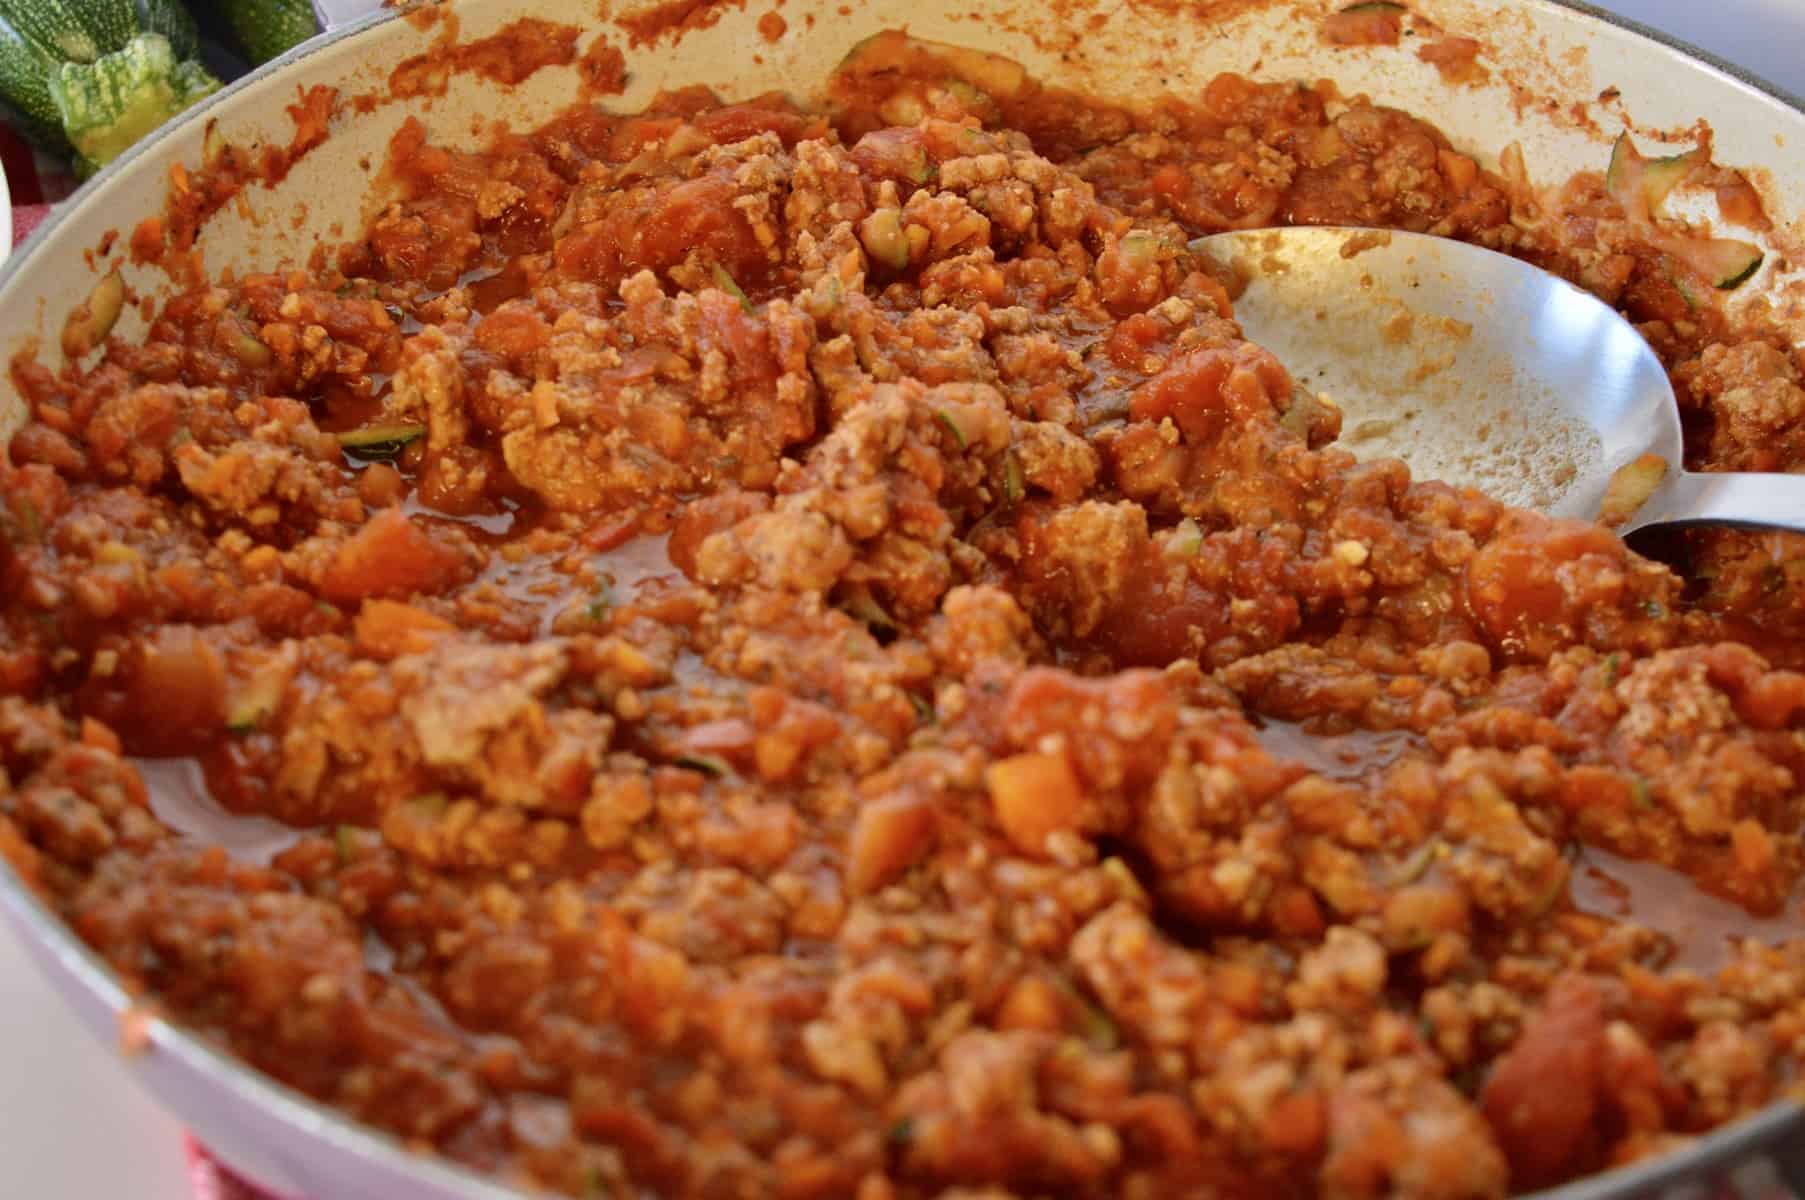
{"left": 1604, "top": 133, "right": 1702, "bottom": 222}
{"left": 1655, "top": 233, "right": 1765, "bottom": 294}
{"left": 338, "top": 422, "right": 427, "bottom": 460}
{"left": 1689, "top": 238, "right": 1765, "bottom": 290}
{"left": 835, "top": 31, "right": 1027, "bottom": 101}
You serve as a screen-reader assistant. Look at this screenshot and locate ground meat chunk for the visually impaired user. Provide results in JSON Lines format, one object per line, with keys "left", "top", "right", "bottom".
{"left": 476, "top": 275, "right": 818, "bottom": 510}
{"left": 79, "top": 384, "right": 348, "bottom": 530}
{"left": 396, "top": 640, "right": 611, "bottom": 813}
{"left": 1676, "top": 339, "right": 1805, "bottom": 470}
{"left": 1326, "top": 1061, "right": 1508, "bottom": 1199}
{"left": 891, "top": 1030, "right": 1125, "bottom": 1189}
{"left": 1010, "top": 500, "right": 1151, "bottom": 639}
{"left": 389, "top": 324, "right": 471, "bottom": 454}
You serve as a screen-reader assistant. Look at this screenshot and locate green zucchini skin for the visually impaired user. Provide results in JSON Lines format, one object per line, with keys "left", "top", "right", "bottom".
{"left": 4, "top": 0, "right": 199, "bottom": 67}
{"left": 0, "top": 0, "right": 216, "bottom": 167}
{"left": 52, "top": 30, "right": 218, "bottom": 170}
{"left": 210, "top": 0, "right": 316, "bottom": 65}
{"left": 0, "top": 12, "right": 67, "bottom": 148}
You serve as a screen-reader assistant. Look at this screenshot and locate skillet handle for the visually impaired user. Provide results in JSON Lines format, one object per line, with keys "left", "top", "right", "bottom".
{"left": 312, "top": 0, "right": 385, "bottom": 32}
{"left": 1622, "top": 469, "right": 1805, "bottom": 539}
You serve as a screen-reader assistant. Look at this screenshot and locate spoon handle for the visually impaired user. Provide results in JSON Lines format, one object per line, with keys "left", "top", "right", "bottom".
{"left": 1624, "top": 470, "right": 1805, "bottom": 538}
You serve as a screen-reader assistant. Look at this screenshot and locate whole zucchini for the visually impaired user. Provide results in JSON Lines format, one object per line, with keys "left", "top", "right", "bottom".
{"left": 206, "top": 0, "right": 317, "bottom": 66}
{"left": 0, "top": 0, "right": 220, "bottom": 172}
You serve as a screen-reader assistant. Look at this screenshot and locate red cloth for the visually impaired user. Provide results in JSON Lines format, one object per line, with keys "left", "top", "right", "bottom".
{"left": 184, "top": 1136, "right": 290, "bottom": 1200}
{"left": 3, "top": 119, "right": 78, "bottom": 250}
{"left": 13, "top": 202, "right": 51, "bottom": 246}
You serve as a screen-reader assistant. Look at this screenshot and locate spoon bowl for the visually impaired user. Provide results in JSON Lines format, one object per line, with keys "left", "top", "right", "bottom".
{"left": 1197, "top": 227, "right": 1805, "bottom": 542}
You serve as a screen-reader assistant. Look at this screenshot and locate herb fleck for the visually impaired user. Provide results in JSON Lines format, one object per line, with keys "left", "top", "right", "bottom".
{"left": 586, "top": 583, "right": 614, "bottom": 624}
{"left": 14, "top": 498, "right": 43, "bottom": 541}
{"left": 1001, "top": 450, "right": 1025, "bottom": 505}
{"left": 934, "top": 410, "right": 967, "bottom": 450}
{"left": 710, "top": 263, "right": 754, "bottom": 314}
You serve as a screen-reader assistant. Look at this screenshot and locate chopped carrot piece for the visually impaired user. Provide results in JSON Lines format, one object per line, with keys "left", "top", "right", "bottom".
{"left": 1731, "top": 818, "right": 1776, "bottom": 876}
{"left": 984, "top": 751, "right": 1085, "bottom": 857}
{"left": 844, "top": 790, "right": 937, "bottom": 896}
{"left": 354, "top": 599, "right": 456, "bottom": 659}
{"left": 79, "top": 716, "right": 123, "bottom": 754}
{"left": 1262, "top": 1089, "right": 1326, "bottom": 1156}
{"left": 996, "top": 975, "right": 1065, "bottom": 1032}
{"left": 1270, "top": 885, "right": 1326, "bottom": 938}
{"left": 1438, "top": 148, "right": 1478, "bottom": 194}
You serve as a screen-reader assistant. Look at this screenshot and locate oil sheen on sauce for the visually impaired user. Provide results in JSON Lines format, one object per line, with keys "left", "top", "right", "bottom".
{"left": 1253, "top": 721, "right": 1792, "bottom": 973}
{"left": 1571, "top": 845, "right": 1799, "bottom": 974}
{"left": 1253, "top": 719, "right": 1420, "bottom": 783}
{"left": 130, "top": 527, "right": 681, "bottom": 864}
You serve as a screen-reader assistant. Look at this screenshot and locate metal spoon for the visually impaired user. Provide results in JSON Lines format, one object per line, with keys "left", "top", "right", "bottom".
{"left": 1195, "top": 226, "right": 1805, "bottom": 542}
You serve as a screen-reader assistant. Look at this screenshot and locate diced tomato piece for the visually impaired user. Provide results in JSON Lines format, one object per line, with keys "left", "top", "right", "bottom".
{"left": 320, "top": 509, "right": 463, "bottom": 605}
{"left": 473, "top": 307, "right": 551, "bottom": 361}
{"left": 1106, "top": 312, "right": 1168, "bottom": 370}
{"left": 1263, "top": 1089, "right": 1327, "bottom": 1156}
{"left": 1480, "top": 974, "right": 1607, "bottom": 1187}
{"left": 995, "top": 974, "right": 1067, "bottom": 1032}
{"left": 1438, "top": 147, "right": 1479, "bottom": 193}
{"left": 112, "top": 626, "right": 228, "bottom": 755}
{"left": 1465, "top": 514, "right": 1626, "bottom": 651}
{"left": 696, "top": 102, "right": 820, "bottom": 147}
{"left": 1000, "top": 666, "right": 1177, "bottom": 791}
{"left": 1129, "top": 343, "right": 1293, "bottom": 445}
{"left": 583, "top": 509, "right": 642, "bottom": 552}
{"left": 1323, "top": 5, "right": 1404, "bottom": 46}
